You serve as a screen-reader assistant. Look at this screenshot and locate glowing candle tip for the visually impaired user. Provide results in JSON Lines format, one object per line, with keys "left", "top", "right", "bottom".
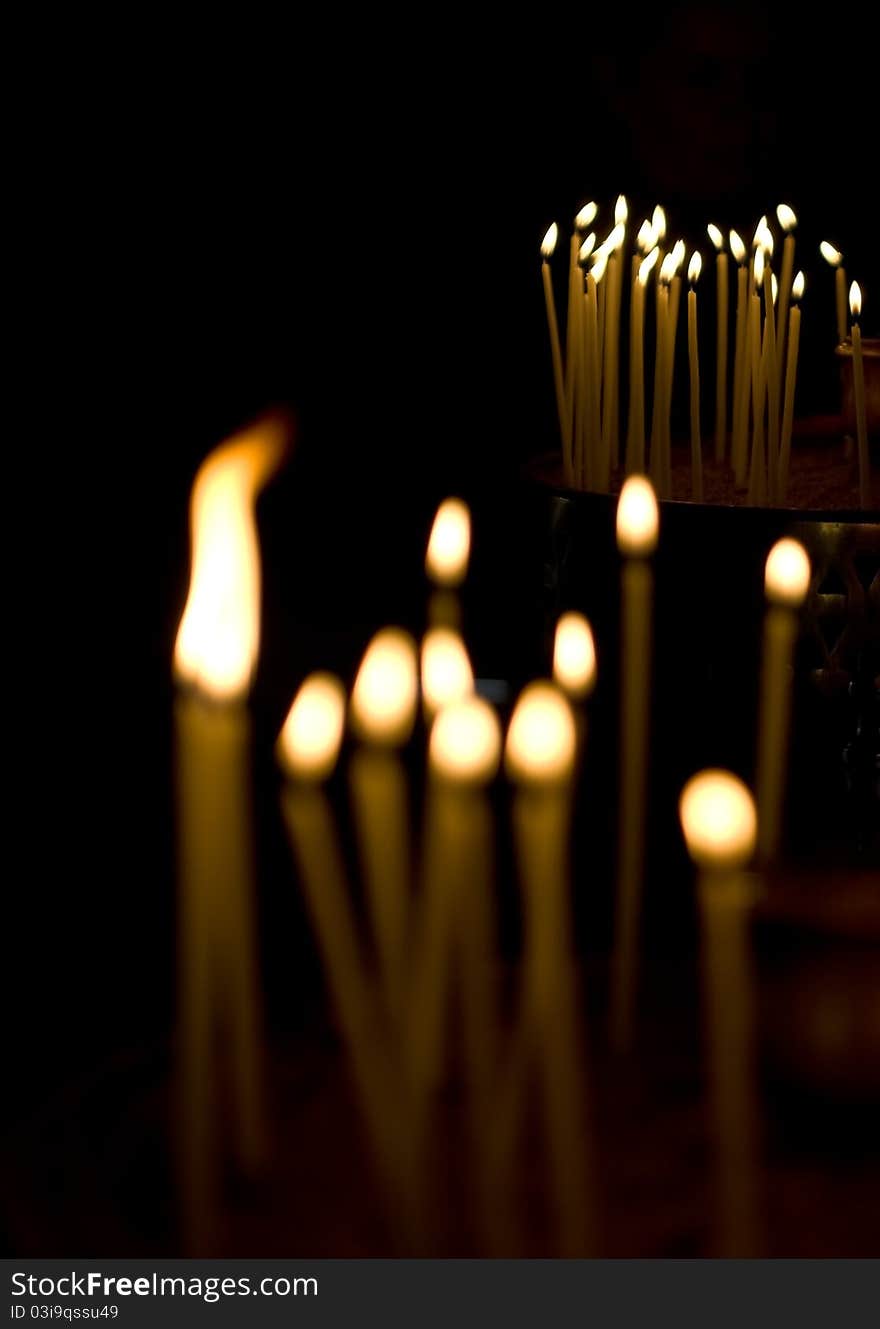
{"left": 426, "top": 497, "right": 471, "bottom": 587}
{"left": 541, "top": 223, "right": 559, "bottom": 258}
{"left": 849, "top": 281, "right": 862, "bottom": 318}
{"left": 616, "top": 475, "right": 659, "bottom": 556}
{"left": 429, "top": 695, "right": 501, "bottom": 784}
{"left": 350, "top": 628, "right": 419, "bottom": 745}
{"left": 679, "top": 769, "right": 757, "bottom": 869}
{"left": 764, "top": 538, "right": 811, "bottom": 607}
{"left": 505, "top": 681, "right": 576, "bottom": 783}
{"left": 553, "top": 611, "right": 597, "bottom": 699}
{"left": 277, "top": 673, "right": 346, "bottom": 782}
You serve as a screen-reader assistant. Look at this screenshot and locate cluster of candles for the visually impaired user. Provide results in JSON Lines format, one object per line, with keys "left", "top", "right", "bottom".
{"left": 171, "top": 418, "right": 814, "bottom": 1253}
{"left": 541, "top": 198, "right": 873, "bottom": 507}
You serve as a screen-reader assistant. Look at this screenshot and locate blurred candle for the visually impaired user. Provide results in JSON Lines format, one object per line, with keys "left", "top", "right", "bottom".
{"left": 755, "top": 539, "right": 811, "bottom": 862}
{"left": 680, "top": 770, "right": 760, "bottom": 1256}
{"left": 687, "top": 250, "right": 704, "bottom": 501}
{"left": 850, "top": 282, "right": 871, "bottom": 508}
{"left": 552, "top": 610, "right": 597, "bottom": 702}
{"left": 541, "top": 224, "right": 570, "bottom": 479}
{"left": 425, "top": 497, "right": 471, "bottom": 589}
{"left": 820, "top": 241, "right": 847, "bottom": 345}
{"left": 611, "top": 477, "right": 659, "bottom": 1050}
{"left": 707, "top": 224, "right": 729, "bottom": 462}
{"left": 421, "top": 626, "right": 474, "bottom": 719}
{"left": 778, "top": 272, "right": 804, "bottom": 500}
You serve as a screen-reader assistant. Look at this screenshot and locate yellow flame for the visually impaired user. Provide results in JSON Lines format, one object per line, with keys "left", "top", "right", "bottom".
{"left": 792, "top": 270, "right": 805, "bottom": 301}
{"left": 578, "top": 232, "right": 597, "bottom": 264}
{"left": 688, "top": 251, "right": 702, "bottom": 284}
{"left": 638, "top": 246, "right": 659, "bottom": 285}
{"left": 764, "top": 538, "right": 811, "bottom": 606}
{"left": 591, "top": 251, "right": 609, "bottom": 284}
{"left": 671, "top": 238, "right": 686, "bottom": 271}
{"left": 659, "top": 252, "right": 676, "bottom": 285}
{"left": 771, "top": 273, "right": 778, "bottom": 305}
{"left": 277, "top": 673, "right": 346, "bottom": 782}
{"left": 651, "top": 205, "right": 667, "bottom": 241}
{"left": 849, "top": 281, "right": 862, "bottom": 318}
{"left": 730, "top": 230, "right": 746, "bottom": 264}
{"left": 776, "top": 203, "right": 797, "bottom": 232}
{"left": 541, "top": 223, "right": 559, "bottom": 258}
{"left": 350, "top": 628, "right": 419, "bottom": 745}
{"left": 753, "top": 215, "right": 767, "bottom": 245}
{"left": 616, "top": 475, "right": 659, "bottom": 555}
{"left": 635, "top": 220, "right": 654, "bottom": 253}
{"left": 707, "top": 223, "right": 724, "bottom": 251}
{"left": 173, "top": 419, "right": 288, "bottom": 701}
{"left": 426, "top": 497, "right": 471, "bottom": 587}
{"left": 421, "top": 627, "right": 474, "bottom": 717}
{"left": 553, "top": 612, "right": 597, "bottom": 699}
{"left": 607, "top": 222, "right": 626, "bottom": 252}
{"left": 615, "top": 194, "right": 629, "bottom": 225}
{"left": 429, "top": 695, "right": 501, "bottom": 784}
{"left": 679, "top": 769, "right": 756, "bottom": 869}
{"left": 754, "top": 246, "right": 765, "bottom": 286}
{"left": 576, "top": 201, "right": 598, "bottom": 229}
{"left": 505, "top": 681, "right": 576, "bottom": 783}
{"left": 819, "top": 240, "right": 842, "bottom": 267}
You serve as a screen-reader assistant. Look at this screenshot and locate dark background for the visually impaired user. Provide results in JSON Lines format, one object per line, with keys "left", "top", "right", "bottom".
{"left": 7, "top": 5, "right": 878, "bottom": 1249}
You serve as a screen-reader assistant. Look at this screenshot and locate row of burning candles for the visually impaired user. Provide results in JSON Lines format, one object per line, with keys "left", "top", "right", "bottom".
{"left": 541, "top": 198, "right": 872, "bottom": 507}
{"left": 171, "top": 419, "right": 811, "bottom": 1253}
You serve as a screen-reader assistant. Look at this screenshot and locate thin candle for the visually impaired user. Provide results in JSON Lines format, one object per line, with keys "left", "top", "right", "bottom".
{"left": 761, "top": 254, "right": 780, "bottom": 502}
{"left": 626, "top": 246, "right": 658, "bottom": 473}
{"left": 730, "top": 230, "right": 749, "bottom": 485}
{"left": 650, "top": 256, "right": 674, "bottom": 493}
{"left": 778, "top": 271, "right": 804, "bottom": 500}
{"left": 661, "top": 241, "right": 686, "bottom": 497}
{"left": 708, "top": 224, "right": 729, "bottom": 462}
{"left": 541, "top": 224, "right": 570, "bottom": 480}
{"left": 601, "top": 220, "right": 627, "bottom": 478}
{"left": 850, "top": 281, "right": 872, "bottom": 508}
{"left": 591, "top": 250, "right": 610, "bottom": 488}
{"left": 585, "top": 260, "right": 603, "bottom": 488}
{"left": 820, "top": 241, "right": 848, "bottom": 345}
{"left": 687, "top": 250, "right": 704, "bottom": 501}
{"left": 775, "top": 204, "right": 797, "bottom": 379}
{"left": 755, "top": 538, "right": 811, "bottom": 862}
{"left": 576, "top": 235, "right": 597, "bottom": 487}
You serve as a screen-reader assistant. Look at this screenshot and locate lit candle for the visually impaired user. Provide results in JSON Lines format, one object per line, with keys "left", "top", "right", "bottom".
{"left": 755, "top": 538, "right": 811, "bottom": 862}
{"left": 600, "top": 220, "right": 627, "bottom": 480}
{"left": 425, "top": 496, "right": 471, "bottom": 629}
{"left": 761, "top": 250, "right": 780, "bottom": 503}
{"left": 687, "top": 250, "right": 703, "bottom": 501}
{"left": 680, "top": 770, "right": 761, "bottom": 1256}
{"left": 626, "top": 246, "right": 658, "bottom": 473}
{"left": 660, "top": 242, "right": 686, "bottom": 498}
{"left": 649, "top": 255, "right": 674, "bottom": 494}
{"left": 577, "top": 233, "right": 597, "bottom": 487}
{"left": 820, "top": 240, "right": 848, "bottom": 345}
{"left": 566, "top": 203, "right": 599, "bottom": 474}
{"left": 849, "top": 282, "right": 872, "bottom": 508}
{"left": 774, "top": 204, "right": 797, "bottom": 382}
{"left": 611, "top": 477, "right": 659, "bottom": 1051}
{"left": 707, "top": 224, "right": 729, "bottom": 463}
{"left": 729, "top": 230, "right": 749, "bottom": 485}
{"left": 552, "top": 610, "right": 597, "bottom": 702}
{"left": 587, "top": 252, "right": 607, "bottom": 488}
{"left": 174, "top": 419, "right": 288, "bottom": 1250}
{"left": 421, "top": 625, "right": 474, "bottom": 719}
{"left": 747, "top": 248, "right": 767, "bottom": 506}
{"left": 777, "top": 271, "right": 805, "bottom": 501}
{"left": 541, "top": 224, "right": 570, "bottom": 480}
{"left": 607, "top": 196, "right": 629, "bottom": 469}
{"left": 350, "top": 628, "right": 419, "bottom": 1025}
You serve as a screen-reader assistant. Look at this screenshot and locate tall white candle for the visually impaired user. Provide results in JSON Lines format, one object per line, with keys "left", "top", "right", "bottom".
{"left": 850, "top": 282, "right": 872, "bottom": 508}
{"left": 708, "top": 224, "right": 729, "bottom": 462}
{"left": 541, "top": 224, "right": 570, "bottom": 480}
{"left": 687, "top": 250, "right": 703, "bottom": 501}
{"left": 777, "top": 272, "right": 804, "bottom": 501}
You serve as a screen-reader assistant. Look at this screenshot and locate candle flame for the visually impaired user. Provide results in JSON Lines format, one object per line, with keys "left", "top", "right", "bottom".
{"left": 578, "top": 232, "right": 597, "bottom": 265}
{"left": 688, "top": 251, "right": 702, "bottom": 284}
{"left": 754, "top": 246, "right": 765, "bottom": 286}
{"left": 637, "top": 246, "right": 659, "bottom": 285}
{"left": 819, "top": 240, "right": 842, "bottom": 267}
{"left": 729, "top": 229, "right": 746, "bottom": 264}
{"left": 756, "top": 221, "right": 774, "bottom": 257}
{"left": 553, "top": 611, "right": 597, "bottom": 699}
{"left": 421, "top": 627, "right": 474, "bottom": 718}
{"left": 616, "top": 475, "right": 659, "bottom": 555}
{"left": 776, "top": 203, "right": 797, "bottom": 232}
{"left": 591, "top": 251, "right": 609, "bottom": 284}
{"left": 636, "top": 220, "right": 655, "bottom": 254}
{"left": 671, "top": 238, "right": 686, "bottom": 272}
{"left": 277, "top": 673, "right": 346, "bottom": 782}
{"left": 753, "top": 215, "right": 767, "bottom": 245}
{"left": 707, "top": 223, "right": 724, "bottom": 252}
{"left": 849, "top": 281, "right": 862, "bottom": 318}
{"left": 679, "top": 769, "right": 756, "bottom": 869}
{"left": 614, "top": 194, "right": 629, "bottom": 225}
{"left": 505, "top": 681, "right": 576, "bottom": 784}
{"left": 426, "top": 497, "right": 471, "bottom": 587}
{"left": 792, "top": 270, "right": 805, "bottom": 301}
{"left": 651, "top": 205, "right": 667, "bottom": 241}
{"left": 350, "top": 628, "right": 419, "bottom": 745}
{"left": 764, "top": 538, "right": 811, "bottom": 607}
{"left": 575, "top": 201, "right": 598, "bottom": 230}
{"left": 659, "top": 252, "right": 676, "bottom": 285}
{"left": 770, "top": 273, "right": 778, "bottom": 305}
{"left": 429, "top": 695, "right": 501, "bottom": 784}
{"left": 173, "top": 418, "right": 289, "bottom": 701}
{"left": 541, "top": 223, "right": 559, "bottom": 258}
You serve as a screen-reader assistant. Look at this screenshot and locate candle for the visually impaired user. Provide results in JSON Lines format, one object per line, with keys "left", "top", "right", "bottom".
{"left": 730, "top": 230, "right": 749, "bottom": 485}
{"left": 649, "top": 256, "right": 674, "bottom": 494}
{"left": 350, "top": 628, "right": 419, "bottom": 1025}
{"left": 747, "top": 249, "right": 767, "bottom": 506}
{"left": 567, "top": 204, "right": 599, "bottom": 469}
{"left": 761, "top": 255, "right": 780, "bottom": 503}
{"left": 277, "top": 672, "right": 346, "bottom": 782}
{"left": 755, "top": 538, "right": 811, "bottom": 862}
{"left": 687, "top": 250, "right": 703, "bottom": 501}
{"left": 421, "top": 626, "right": 474, "bottom": 719}
{"left": 607, "top": 196, "right": 629, "bottom": 470}
{"left": 660, "top": 241, "right": 686, "bottom": 497}
{"left": 708, "top": 224, "right": 729, "bottom": 463}
{"left": 626, "top": 246, "right": 658, "bottom": 473}
{"left": 850, "top": 282, "right": 872, "bottom": 508}
{"left": 426, "top": 496, "right": 471, "bottom": 629}
{"left": 820, "top": 241, "right": 848, "bottom": 345}
{"left": 588, "top": 253, "right": 607, "bottom": 488}
{"left": 611, "top": 476, "right": 659, "bottom": 1051}
{"left": 774, "top": 204, "right": 797, "bottom": 380}
{"left": 552, "top": 610, "right": 597, "bottom": 702}
{"left": 541, "top": 224, "right": 570, "bottom": 480}
{"left": 777, "top": 271, "right": 804, "bottom": 501}
{"left": 173, "top": 419, "right": 287, "bottom": 1250}
{"left": 679, "top": 770, "right": 760, "bottom": 1256}
{"left": 577, "top": 234, "right": 597, "bottom": 487}
{"left": 601, "top": 220, "right": 627, "bottom": 479}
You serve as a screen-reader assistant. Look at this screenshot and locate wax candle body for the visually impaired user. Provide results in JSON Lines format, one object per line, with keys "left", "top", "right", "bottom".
{"left": 755, "top": 606, "right": 798, "bottom": 860}
{"left": 835, "top": 266, "right": 848, "bottom": 345}
{"left": 714, "top": 251, "right": 729, "bottom": 462}
{"left": 777, "top": 303, "right": 801, "bottom": 500}
{"left": 851, "top": 322, "right": 871, "bottom": 508}
{"left": 731, "top": 265, "right": 749, "bottom": 485}
{"left": 543, "top": 261, "right": 569, "bottom": 480}
{"left": 688, "top": 286, "right": 703, "bottom": 501}
{"left": 626, "top": 276, "right": 647, "bottom": 473}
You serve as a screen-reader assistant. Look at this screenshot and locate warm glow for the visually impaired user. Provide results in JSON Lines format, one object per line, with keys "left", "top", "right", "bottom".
{"left": 426, "top": 497, "right": 471, "bottom": 587}
{"left": 771, "top": 273, "right": 778, "bottom": 305}
{"left": 636, "top": 219, "right": 656, "bottom": 254}
{"left": 553, "top": 611, "right": 597, "bottom": 699}
{"left": 679, "top": 769, "right": 757, "bottom": 870}
{"left": 277, "top": 673, "right": 346, "bottom": 782}
{"left": 707, "top": 223, "right": 724, "bottom": 252}
{"left": 173, "top": 419, "right": 288, "bottom": 701}
{"left": 576, "top": 201, "right": 598, "bottom": 230}
{"left": 615, "top": 194, "right": 629, "bottom": 225}
{"left": 764, "top": 538, "right": 811, "bottom": 607}
{"left": 776, "top": 203, "right": 797, "bottom": 232}
{"left": 757, "top": 221, "right": 774, "bottom": 257}
{"left": 638, "top": 246, "right": 659, "bottom": 285}
{"left": 849, "top": 281, "right": 862, "bottom": 319}
{"left": 792, "top": 270, "right": 805, "bottom": 301}
{"left": 350, "top": 628, "right": 419, "bottom": 745}
{"left": 730, "top": 230, "right": 746, "bottom": 264}
{"left": 421, "top": 627, "right": 474, "bottom": 717}
{"left": 579, "top": 232, "right": 596, "bottom": 265}
{"left": 754, "top": 246, "right": 765, "bottom": 286}
{"left": 541, "top": 223, "right": 559, "bottom": 258}
{"left": 671, "top": 238, "right": 686, "bottom": 272}
{"left": 651, "top": 205, "right": 667, "bottom": 241}
{"left": 659, "top": 253, "right": 676, "bottom": 285}
{"left": 616, "top": 475, "right": 659, "bottom": 556}
{"left": 429, "top": 695, "right": 501, "bottom": 784}
{"left": 608, "top": 222, "right": 626, "bottom": 252}
{"left": 688, "top": 251, "right": 702, "bottom": 284}
{"left": 591, "top": 251, "right": 609, "bottom": 284}
{"left": 505, "top": 682, "right": 576, "bottom": 784}
{"left": 819, "top": 240, "right": 842, "bottom": 267}
{"left": 753, "top": 215, "right": 767, "bottom": 244}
